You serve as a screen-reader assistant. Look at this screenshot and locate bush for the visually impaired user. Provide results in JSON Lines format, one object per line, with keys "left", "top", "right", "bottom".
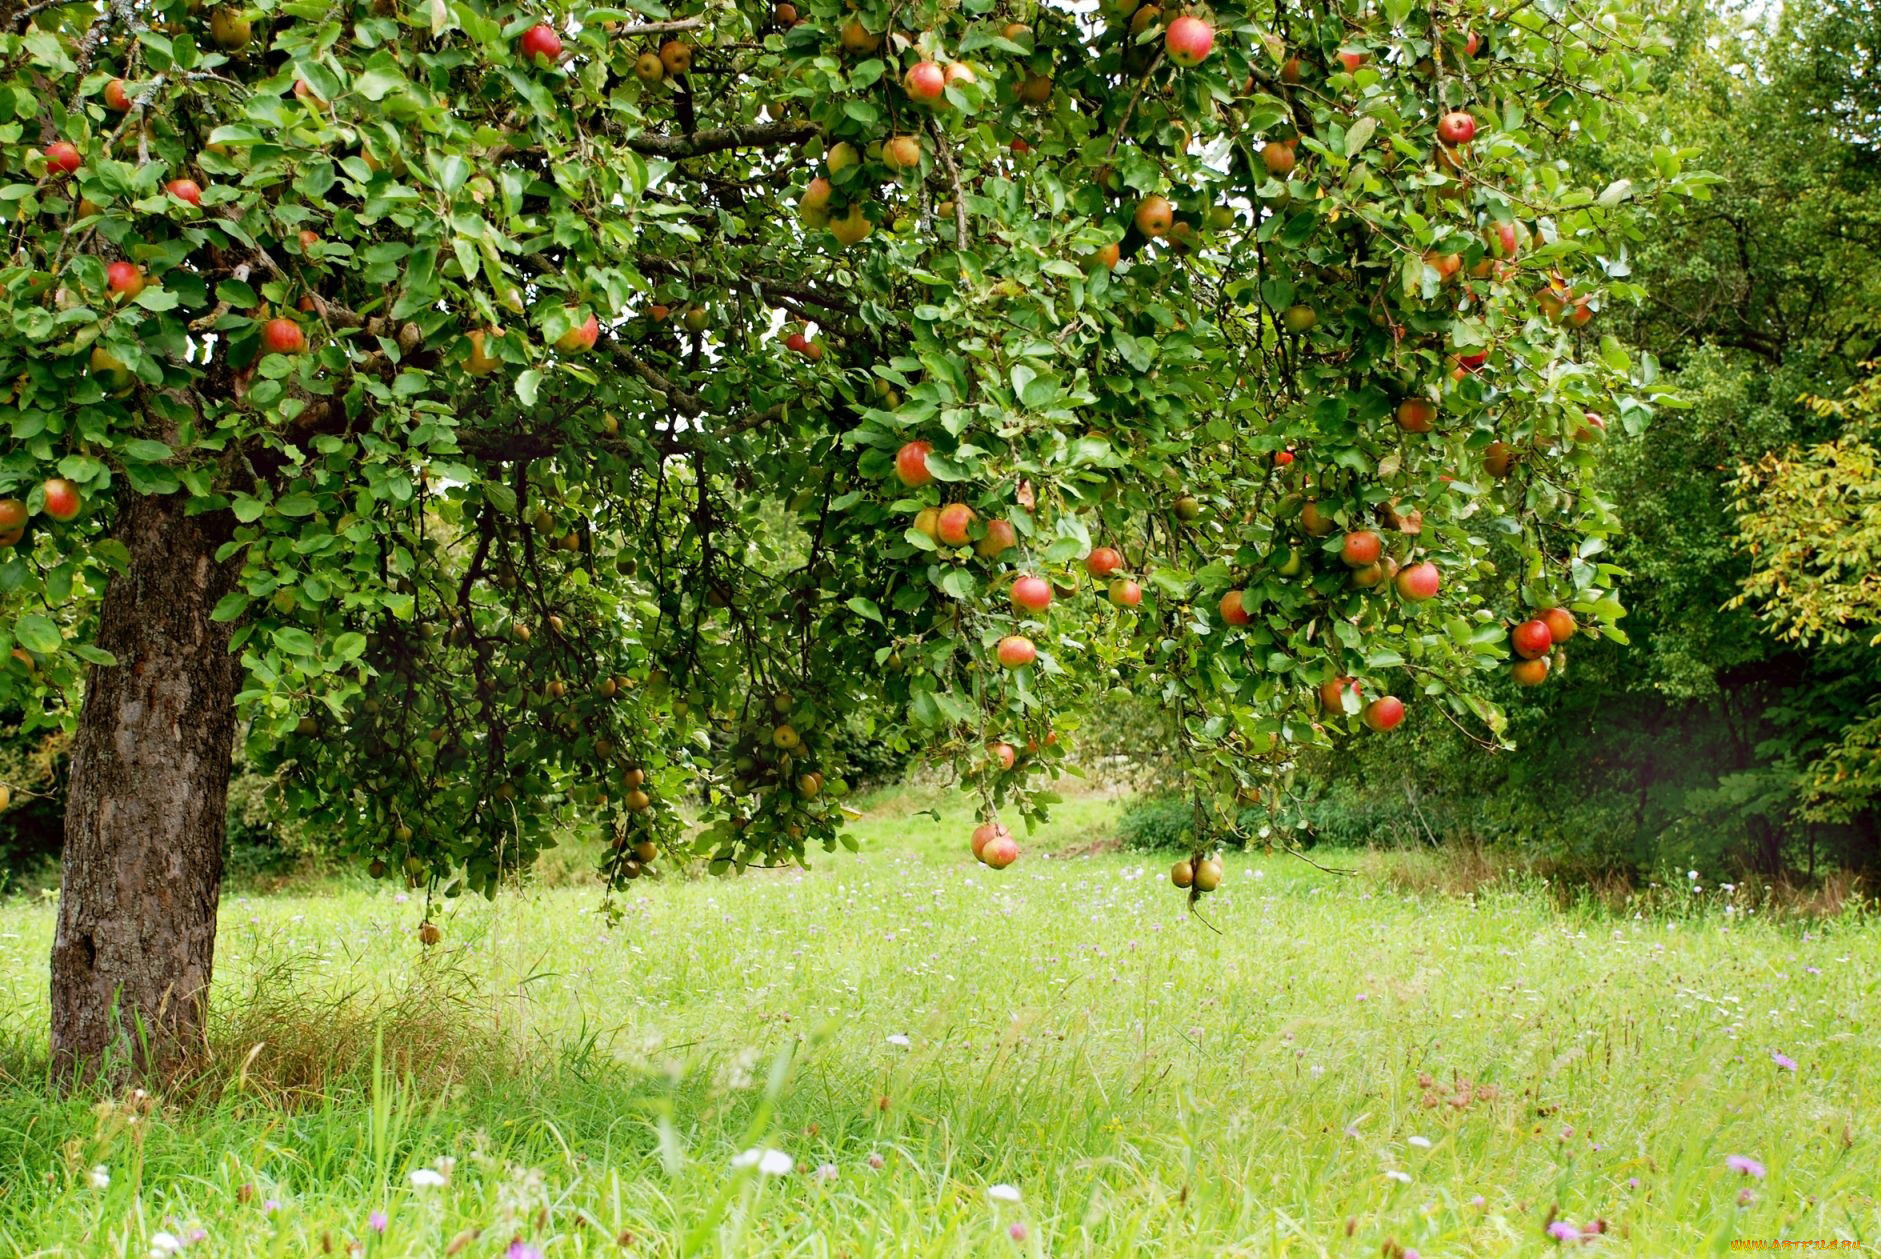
{"left": 1119, "top": 794, "right": 1266, "bottom": 852}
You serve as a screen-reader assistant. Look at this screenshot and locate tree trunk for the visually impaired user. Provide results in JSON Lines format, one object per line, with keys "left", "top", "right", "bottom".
{"left": 51, "top": 492, "right": 240, "bottom": 1083}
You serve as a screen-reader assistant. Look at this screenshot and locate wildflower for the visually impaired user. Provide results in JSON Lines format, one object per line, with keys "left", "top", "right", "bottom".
{"left": 813, "top": 1163, "right": 838, "bottom": 1182}
{"left": 369, "top": 1210, "right": 387, "bottom": 1234}
{"left": 1547, "top": 1220, "right": 1582, "bottom": 1241}
{"left": 1407, "top": 1136, "right": 1431, "bottom": 1148}
{"left": 1771, "top": 1051, "right": 1797, "bottom": 1071}
{"left": 887, "top": 1034, "right": 911, "bottom": 1047}
{"left": 732, "top": 1148, "right": 794, "bottom": 1176}
{"left": 1470, "top": 1195, "right": 1486, "bottom": 1208}
{"left": 88, "top": 1165, "right": 110, "bottom": 1190}
{"left": 988, "top": 1183, "right": 1022, "bottom": 1203}
{"left": 1726, "top": 1154, "right": 1766, "bottom": 1178}
{"left": 1009, "top": 1223, "right": 1028, "bottom": 1241}
{"left": 409, "top": 1169, "right": 447, "bottom": 1189}
{"left": 264, "top": 1200, "right": 281, "bottom": 1214}
{"left": 1688, "top": 870, "right": 1699, "bottom": 880}
{"left": 1385, "top": 1170, "right": 1412, "bottom": 1183}
{"left": 1738, "top": 1187, "right": 1756, "bottom": 1206}
{"left": 1626, "top": 1179, "right": 1639, "bottom": 1190}
{"left": 1404, "top": 1251, "right": 1419, "bottom": 1259}
{"left": 866, "top": 1153, "right": 885, "bottom": 1170}
{"left": 187, "top": 1230, "right": 206, "bottom": 1244}
{"left": 150, "top": 1234, "right": 184, "bottom": 1257}
{"left": 506, "top": 1243, "right": 544, "bottom": 1259}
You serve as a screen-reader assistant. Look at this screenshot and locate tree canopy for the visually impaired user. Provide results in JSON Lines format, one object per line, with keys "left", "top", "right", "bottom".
{"left": 1, "top": 0, "right": 1685, "bottom": 921}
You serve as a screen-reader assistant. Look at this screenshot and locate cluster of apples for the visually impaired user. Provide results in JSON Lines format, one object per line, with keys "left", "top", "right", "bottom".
{"left": 970, "top": 819, "right": 1020, "bottom": 869}
{"left": 1509, "top": 607, "right": 1576, "bottom": 686}
{"left": 1170, "top": 853, "right": 1224, "bottom": 894}
{"left": 0, "top": 480, "right": 83, "bottom": 545}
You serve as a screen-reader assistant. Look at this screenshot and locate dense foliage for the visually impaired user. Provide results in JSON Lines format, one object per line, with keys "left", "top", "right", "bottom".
{"left": 0, "top": 0, "right": 1683, "bottom": 916}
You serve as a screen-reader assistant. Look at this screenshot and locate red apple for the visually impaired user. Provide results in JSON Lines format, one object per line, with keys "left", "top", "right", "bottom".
{"left": 1489, "top": 221, "right": 1520, "bottom": 258}
{"left": 1362, "top": 696, "right": 1405, "bottom": 732}
{"left": 1462, "top": 31, "right": 1482, "bottom": 55}
{"left": 261, "top": 317, "right": 307, "bottom": 354}
{"left": 1396, "top": 398, "right": 1436, "bottom": 433}
{"left": 1395, "top": 561, "right": 1440, "bottom": 601}
{"left": 1511, "top": 618, "right": 1553, "bottom": 660}
{"left": 1219, "top": 590, "right": 1250, "bottom": 625}
{"left": 166, "top": 178, "right": 203, "bottom": 206}
{"left": 1454, "top": 350, "right": 1488, "bottom": 372}
{"left": 1274, "top": 449, "right": 1295, "bottom": 466}
{"left": 1318, "top": 676, "right": 1360, "bottom": 712}
{"left": 41, "top": 478, "right": 82, "bottom": 521}
{"left": 45, "top": 142, "right": 81, "bottom": 175}
{"left": 1437, "top": 111, "right": 1477, "bottom": 145}
{"left": 1085, "top": 547, "right": 1123, "bottom": 578}
{"left": 519, "top": 23, "right": 563, "bottom": 64}
{"left": 904, "top": 60, "right": 946, "bottom": 103}
{"left": 936, "top": 503, "right": 976, "bottom": 546}
{"left": 1540, "top": 607, "right": 1577, "bottom": 643}
{"left": 104, "top": 79, "right": 133, "bottom": 111}
{"left": 988, "top": 742, "right": 1018, "bottom": 771}
{"left": 784, "top": 331, "right": 808, "bottom": 354}
{"left": 1164, "top": 15, "right": 1214, "bottom": 66}
{"left": 1094, "top": 243, "right": 1121, "bottom": 269}
{"left": 981, "top": 831, "right": 1020, "bottom": 868}
{"left": 1012, "top": 575, "right": 1053, "bottom": 613}
{"left": 971, "top": 821, "right": 1009, "bottom": 860}
{"left": 1340, "top": 530, "right": 1382, "bottom": 568}
{"left": 894, "top": 440, "right": 933, "bottom": 487}
{"left": 1337, "top": 49, "right": 1364, "bottom": 72}
{"left": 1482, "top": 440, "right": 1517, "bottom": 478}
{"left": 1134, "top": 195, "right": 1174, "bottom": 238}
{"left": 1261, "top": 141, "right": 1296, "bottom": 177}
{"left": 1575, "top": 412, "right": 1606, "bottom": 442}
{"left": 106, "top": 260, "right": 145, "bottom": 300}
{"left": 1108, "top": 578, "right": 1142, "bottom": 608}
{"left": 557, "top": 311, "right": 600, "bottom": 353}
{"left": 996, "top": 635, "right": 1037, "bottom": 668}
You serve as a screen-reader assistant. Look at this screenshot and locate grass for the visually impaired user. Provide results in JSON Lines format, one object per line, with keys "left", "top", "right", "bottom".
{"left": 0, "top": 786, "right": 1877, "bottom": 1256}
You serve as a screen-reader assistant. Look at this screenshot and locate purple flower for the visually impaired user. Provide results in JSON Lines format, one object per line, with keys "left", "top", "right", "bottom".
{"left": 1404, "top": 1251, "right": 1420, "bottom": 1259}
{"left": 1547, "top": 1220, "right": 1582, "bottom": 1241}
{"left": 263, "top": 1200, "right": 281, "bottom": 1214}
{"left": 506, "top": 1244, "right": 544, "bottom": 1259}
{"left": 1726, "top": 1154, "right": 1766, "bottom": 1178}
{"left": 368, "top": 1210, "right": 387, "bottom": 1234}
{"left": 1008, "top": 1223, "right": 1028, "bottom": 1241}
{"left": 1771, "top": 1051, "right": 1797, "bottom": 1071}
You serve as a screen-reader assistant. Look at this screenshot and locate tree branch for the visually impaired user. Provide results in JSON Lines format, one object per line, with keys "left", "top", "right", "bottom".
{"left": 626, "top": 119, "right": 820, "bottom": 159}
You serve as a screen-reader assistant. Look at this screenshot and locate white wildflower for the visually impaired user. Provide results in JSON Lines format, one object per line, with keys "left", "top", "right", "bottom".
{"left": 987, "top": 1183, "right": 1022, "bottom": 1203}
{"left": 731, "top": 1148, "right": 794, "bottom": 1176}
{"left": 408, "top": 1169, "right": 447, "bottom": 1189}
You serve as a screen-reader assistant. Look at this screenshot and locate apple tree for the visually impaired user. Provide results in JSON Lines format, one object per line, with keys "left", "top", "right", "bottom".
{"left": 0, "top": 0, "right": 1689, "bottom": 1077}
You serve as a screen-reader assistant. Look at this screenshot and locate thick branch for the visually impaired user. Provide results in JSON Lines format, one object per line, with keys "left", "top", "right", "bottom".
{"left": 627, "top": 119, "right": 820, "bottom": 159}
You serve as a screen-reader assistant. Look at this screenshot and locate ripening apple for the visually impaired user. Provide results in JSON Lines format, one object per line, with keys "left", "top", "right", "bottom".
{"left": 1170, "top": 858, "right": 1194, "bottom": 888}
{"left": 45, "top": 142, "right": 81, "bottom": 175}
{"left": 683, "top": 306, "right": 709, "bottom": 333}
{"left": 1274, "top": 449, "right": 1295, "bottom": 466}
{"left": 1172, "top": 495, "right": 1202, "bottom": 522}
{"left": 1164, "top": 15, "right": 1214, "bottom": 66}
{"left": 1511, "top": 656, "right": 1551, "bottom": 686}
{"left": 895, "top": 440, "right": 933, "bottom": 487}
{"left": 104, "top": 78, "right": 134, "bottom": 111}
{"left": 1350, "top": 562, "right": 1386, "bottom": 589}
{"left": 1318, "top": 676, "right": 1360, "bottom": 712}
{"left": 801, "top": 177, "right": 833, "bottom": 214}
{"left": 1108, "top": 578, "right": 1142, "bottom": 608}
{"left": 1193, "top": 856, "right": 1223, "bottom": 892}
{"left": 971, "top": 821, "right": 1009, "bottom": 859}
{"left": 981, "top": 832, "right": 1020, "bottom": 869}
{"left": 166, "top": 178, "right": 204, "bottom": 206}
{"left": 634, "top": 51, "right": 664, "bottom": 83}
{"left": 209, "top": 7, "right": 251, "bottom": 48}
{"left": 106, "top": 260, "right": 145, "bottom": 300}
{"left": 261, "top": 317, "right": 306, "bottom": 354}
{"left": 1261, "top": 141, "right": 1296, "bottom": 176}
{"left": 830, "top": 203, "right": 872, "bottom": 247}
{"left": 936, "top": 503, "right": 975, "bottom": 546}
{"left": 1012, "top": 575, "right": 1053, "bottom": 613}
{"left": 1280, "top": 304, "right": 1317, "bottom": 333}
{"left": 41, "top": 478, "right": 82, "bottom": 521}
{"left": 1362, "top": 696, "right": 1405, "bottom": 732}
{"left": 1396, "top": 398, "right": 1436, "bottom": 433}
{"left": 1336, "top": 49, "right": 1364, "bottom": 72}
{"left": 1086, "top": 547, "right": 1123, "bottom": 578}
{"left": 1016, "top": 72, "right": 1053, "bottom": 104}
{"left": 1568, "top": 296, "right": 1594, "bottom": 327}
{"left": 1095, "top": 242, "right": 1121, "bottom": 269}
{"left": 883, "top": 134, "right": 922, "bottom": 171}
{"left": 1540, "top": 607, "right": 1577, "bottom": 643}
{"left": 1219, "top": 590, "right": 1250, "bottom": 625}
{"left": 1280, "top": 54, "right": 1302, "bottom": 82}
{"left": 1511, "top": 618, "right": 1554, "bottom": 660}
{"left": 988, "top": 741, "right": 1018, "bottom": 771}
{"left": 519, "top": 23, "right": 563, "bottom": 64}
{"left": 464, "top": 328, "right": 503, "bottom": 375}
{"left": 1395, "top": 561, "right": 1440, "bottom": 601}
{"left": 996, "top": 635, "right": 1037, "bottom": 668}
{"left": 1454, "top": 349, "right": 1488, "bottom": 372}
{"left": 774, "top": 3, "right": 797, "bottom": 25}
{"left": 557, "top": 311, "right": 600, "bottom": 353}
{"left": 1135, "top": 194, "right": 1174, "bottom": 238}
{"left": 1489, "top": 221, "right": 1521, "bottom": 259}
{"left": 905, "top": 61, "right": 946, "bottom": 103}
{"left": 1482, "top": 440, "right": 1516, "bottom": 479}
{"left": 659, "top": 40, "right": 692, "bottom": 74}
{"left": 1437, "top": 111, "right": 1477, "bottom": 145}
{"left": 977, "top": 518, "right": 1018, "bottom": 558}
{"left": 1462, "top": 30, "right": 1482, "bottom": 55}
{"left": 840, "top": 18, "right": 881, "bottom": 52}
{"left": 1300, "top": 500, "right": 1335, "bottom": 536}
{"left": 0, "top": 499, "right": 25, "bottom": 534}
{"left": 1340, "top": 530, "right": 1382, "bottom": 568}
{"left": 1575, "top": 412, "right": 1606, "bottom": 442}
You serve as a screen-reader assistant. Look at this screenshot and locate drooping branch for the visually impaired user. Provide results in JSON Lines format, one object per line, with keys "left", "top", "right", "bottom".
{"left": 627, "top": 119, "right": 821, "bottom": 159}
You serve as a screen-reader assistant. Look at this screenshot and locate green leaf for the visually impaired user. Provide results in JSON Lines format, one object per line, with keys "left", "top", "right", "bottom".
{"left": 14, "top": 613, "right": 61, "bottom": 654}
{"left": 515, "top": 368, "right": 542, "bottom": 407}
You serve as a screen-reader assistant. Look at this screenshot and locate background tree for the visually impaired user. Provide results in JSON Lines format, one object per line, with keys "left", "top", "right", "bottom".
{"left": 0, "top": 0, "right": 1676, "bottom": 1079}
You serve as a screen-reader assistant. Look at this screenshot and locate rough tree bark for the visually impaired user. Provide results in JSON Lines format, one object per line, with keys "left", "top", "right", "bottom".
{"left": 50, "top": 492, "right": 240, "bottom": 1083}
